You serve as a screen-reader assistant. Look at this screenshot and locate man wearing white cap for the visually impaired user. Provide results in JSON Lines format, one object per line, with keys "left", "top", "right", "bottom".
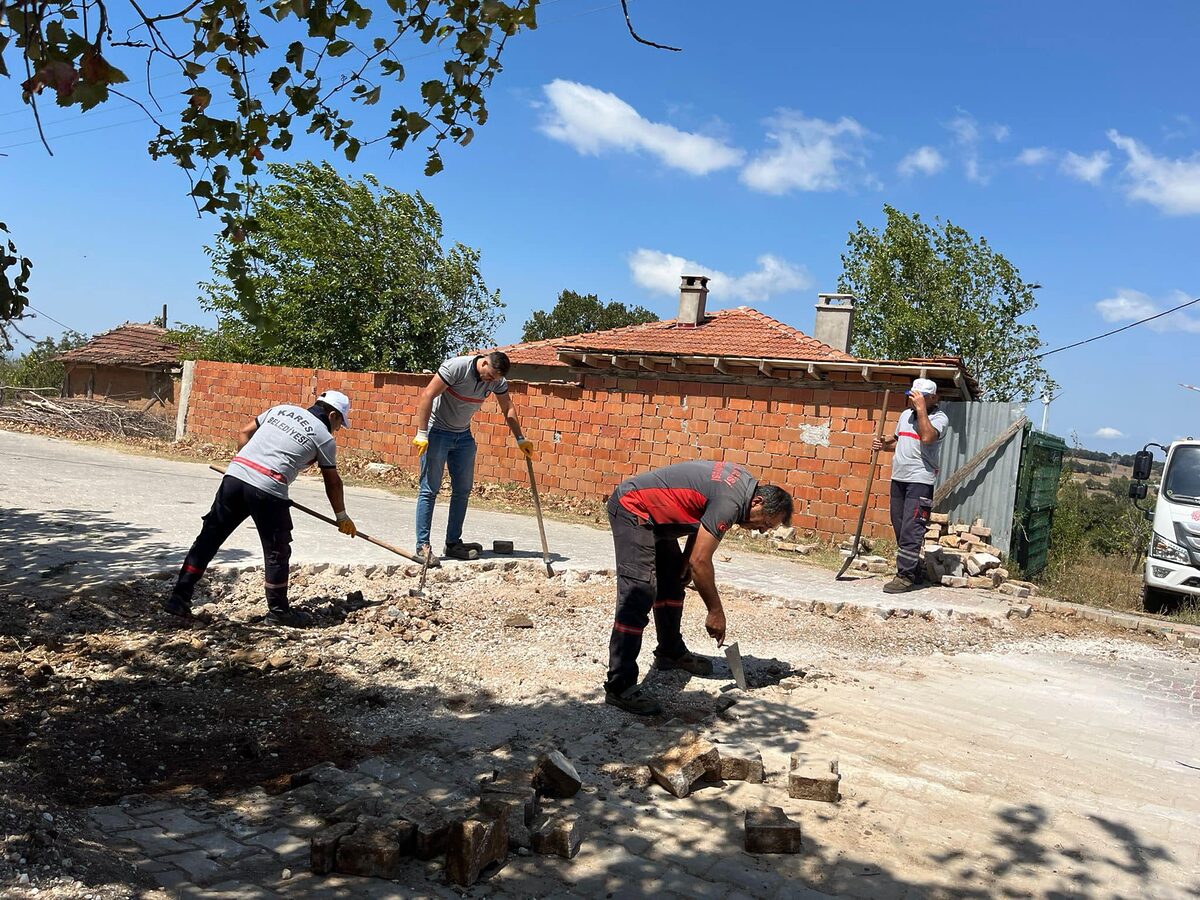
{"left": 873, "top": 377, "right": 951, "bottom": 593}
{"left": 163, "top": 389, "right": 357, "bottom": 626}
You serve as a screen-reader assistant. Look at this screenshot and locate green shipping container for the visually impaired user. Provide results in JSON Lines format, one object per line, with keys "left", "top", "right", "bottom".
{"left": 1010, "top": 428, "right": 1067, "bottom": 577}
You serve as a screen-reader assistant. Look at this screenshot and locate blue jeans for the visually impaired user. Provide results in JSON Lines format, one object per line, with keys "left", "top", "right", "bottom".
{"left": 416, "top": 428, "right": 477, "bottom": 550}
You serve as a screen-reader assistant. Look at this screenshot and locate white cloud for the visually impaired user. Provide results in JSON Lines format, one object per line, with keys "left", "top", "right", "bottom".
{"left": 538, "top": 80, "right": 743, "bottom": 175}
{"left": 1095, "top": 288, "right": 1200, "bottom": 333}
{"left": 944, "top": 111, "right": 1008, "bottom": 184}
{"left": 1016, "top": 147, "right": 1053, "bottom": 166}
{"left": 897, "top": 146, "right": 945, "bottom": 177}
{"left": 740, "top": 111, "right": 872, "bottom": 194}
{"left": 1060, "top": 150, "right": 1111, "bottom": 184}
{"left": 1107, "top": 130, "right": 1200, "bottom": 215}
{"left": 1094, "top": 427, "right": 1124, "bottom": 440}
{"left": 628, "top": 249, "right": 812, "bottom": 303}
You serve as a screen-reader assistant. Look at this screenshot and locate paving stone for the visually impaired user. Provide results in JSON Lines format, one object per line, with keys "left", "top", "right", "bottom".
{"left": 649, "top": 733, "right": 720, "bottom": 798}
{"left": 88, "top": 805, "right": 141, "bottom": 832}
{"left": 531, "top": 814, "right": 582, "bottom": 859}
{"left": 145, "top": 808, "right": 214, "bottom": 839}
{"left": 333, "top": 824, "right": 405, "bottom": 879}
{"left": 705, "top": 855, "right": 785, "bottom": 897}
{"left": 353, "top": 757, "right": 407, "bottom": 783}
{"left": 744, "top": 805, "right": 802, "bottom": 854}
{"left": 788, "top": 755, "right": 841, "bottom": 803}
{"left": 159, "top": 849, "right": 226, "bottom": 883}
{"left": 184, "top": 828, "right": 261, "bottom": 861}
{"left": 310, "top": 822, "right": 357, "bottom": 875}
{"left": 716, "top": 744, "right": 765, "bottom": 783}
{"left": 399, "top": 796, "right": 454, "bottom": 860}
{"left": 533, "top": 750, "right": 583, "bottom": 798}
{"left": 125, "top": 826, "right": 190, "bottom": 857}
{"left": 445, "top": 816, "right": 508, "bottom": 887}
{"left": 245, "top": 828, "right": 310, "bottom": 858}
{"left": 150, "top": 867, "right": 192, "bottom": 890}
{"left": 479, "top": 794, "right": 534, "bottom": 850}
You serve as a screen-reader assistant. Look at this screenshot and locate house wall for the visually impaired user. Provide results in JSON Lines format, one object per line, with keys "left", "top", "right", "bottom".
{"left": 185, "top": 360, "right": 916, "bottom": 541}
{"left": 65, "top": 365, "right": 178, "bottom": 409}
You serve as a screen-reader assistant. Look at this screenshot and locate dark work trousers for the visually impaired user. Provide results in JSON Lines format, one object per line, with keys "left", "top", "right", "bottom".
{"left": 605, "top": 494, "right": 689, "bottom": 695}
{"left": 172, "top": 476, "right": 294, "bottom": 611}
{"left": 890, "top": 480, "right": 934, "bottom": 581}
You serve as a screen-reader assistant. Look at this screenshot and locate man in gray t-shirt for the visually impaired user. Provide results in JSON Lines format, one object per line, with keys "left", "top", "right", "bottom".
{"left": 873, "top": 378, "right": 951, "bottom": 593}
{"left": 165, "top": 390, "right": 357, "bottom": 627}
{"left": 412, "top": 351, "right": 533, "bottom": 561}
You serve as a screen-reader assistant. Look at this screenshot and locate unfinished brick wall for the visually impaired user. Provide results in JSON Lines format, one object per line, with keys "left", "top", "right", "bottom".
{"left": 185, "top": 360, "right": 913, "bottom": 541}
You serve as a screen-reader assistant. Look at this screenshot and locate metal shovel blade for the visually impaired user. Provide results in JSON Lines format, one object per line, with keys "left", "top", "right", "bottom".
{"left": 724, "top": 641, "right": 748, "bottom": 690}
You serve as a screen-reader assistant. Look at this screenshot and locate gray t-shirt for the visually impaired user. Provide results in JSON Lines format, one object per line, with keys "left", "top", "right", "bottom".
{"left": 614, "top": 460, "right": 759, "bottom": 540}
{"left": 227, "top": 405, "right": 337, "bottom": 499}
{"left": 890, "top": 407, "right": 950, "bottom": 486}
{"left": 429, "top": 355, "right": 508, "bottom": 433}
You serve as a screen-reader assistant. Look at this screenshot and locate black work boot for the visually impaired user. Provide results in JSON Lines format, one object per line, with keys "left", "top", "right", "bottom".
{"left": 265, "top": 607, "right": 313, "bottom": 628}
{"left": 883, "top": 574, "right": 914, "bottom": 594}
{"left": 444, "top": 541, "right": 478, "bottom": 561}
{"left": 604, "top": 684, "right": 663, "bottom": 716}
{"left": 161, "top": 594, "right": 192, "bottom": 619}
{"left": 653, "top": 650, "right": 714, "bottom": 676}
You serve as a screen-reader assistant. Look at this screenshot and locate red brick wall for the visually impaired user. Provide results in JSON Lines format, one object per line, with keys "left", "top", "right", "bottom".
{"left": 186, "top": 360, "right": 912, "bottom": 541}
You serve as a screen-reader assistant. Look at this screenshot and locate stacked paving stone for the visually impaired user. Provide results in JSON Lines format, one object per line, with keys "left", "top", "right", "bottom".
{"left": 922, "top": 514, "right": 1037, "bottom": 597}
{"left": 309, "top": 750, "right": 585, "bottom": 888}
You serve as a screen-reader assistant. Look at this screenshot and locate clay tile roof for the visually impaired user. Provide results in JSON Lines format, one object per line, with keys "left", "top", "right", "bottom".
{"left": 59, "top": 323, "right": 181, "bottom": 368}
{"left": 497, "top": 306, "right": 856, "bottom": 367}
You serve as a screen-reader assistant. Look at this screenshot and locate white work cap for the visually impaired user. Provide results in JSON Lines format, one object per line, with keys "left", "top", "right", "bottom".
{"left": 317, "top": 389, "right": 351, "bottom": 427}
{"left": 907, "top": 377, "right": 938, "bottom": 396}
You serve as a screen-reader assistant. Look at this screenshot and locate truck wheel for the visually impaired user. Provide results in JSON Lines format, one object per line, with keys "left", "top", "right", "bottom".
{"left": 1142, "top": 586, "right": 1175, "bottom": 614}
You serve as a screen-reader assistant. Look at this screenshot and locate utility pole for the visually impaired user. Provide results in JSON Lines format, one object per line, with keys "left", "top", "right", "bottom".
{"left": 1041, "top": 393, "right": 1050, "bottom": 432}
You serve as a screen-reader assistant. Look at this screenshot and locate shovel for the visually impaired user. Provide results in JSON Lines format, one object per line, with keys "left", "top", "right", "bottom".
{"left": 835, "top": 389, "right": 891, "bottom": 581}
{"left": 524, "top": 455, "right": 555, "bottom": 578}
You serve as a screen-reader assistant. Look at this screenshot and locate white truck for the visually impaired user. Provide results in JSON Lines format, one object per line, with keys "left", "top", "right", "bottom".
{"left": 1129, "top": 439, "right": 1200, "bottom": 612}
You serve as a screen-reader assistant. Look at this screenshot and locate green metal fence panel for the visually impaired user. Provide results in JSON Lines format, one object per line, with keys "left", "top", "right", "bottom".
{"left": 1011, "top": 428, "right": 1067, "bottom": 577}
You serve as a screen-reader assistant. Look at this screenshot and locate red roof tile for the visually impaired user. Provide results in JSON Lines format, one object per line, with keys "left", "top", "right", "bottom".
{"left": 59, "top": 323, "right": 181, "bottom": 368}
{"left": 498, "top": 307, "right": 856, "bottom": 367}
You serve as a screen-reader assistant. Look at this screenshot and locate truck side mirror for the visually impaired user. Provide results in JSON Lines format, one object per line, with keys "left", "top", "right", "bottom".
{"left": 1129, "top": 482, "right": 1148, "bottom": 500}
{"left": 1132, "top": 450, "right": 1153, "bottom": 481}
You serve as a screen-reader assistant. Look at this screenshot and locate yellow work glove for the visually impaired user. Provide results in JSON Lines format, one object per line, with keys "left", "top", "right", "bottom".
{"left": 336, "top": 511, "right": 357, "bottom": 537}
{"left": 413, "top": 430, "right": 429, "bottom": 456}
{"left": 516, "top": 436, "right": 535, "bottom": 459}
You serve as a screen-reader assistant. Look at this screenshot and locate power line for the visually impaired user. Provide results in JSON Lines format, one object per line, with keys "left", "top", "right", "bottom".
{"left": 25, "top": 305, "right": 85, "bottom": 335}
{"left": 1020, "top": 295, "right": 1200, "bottom": 365}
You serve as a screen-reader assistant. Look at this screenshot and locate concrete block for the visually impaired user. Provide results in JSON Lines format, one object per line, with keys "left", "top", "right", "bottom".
{"left": 400, "top": 797, "right": 453, "bottom": 860}
{"left": 999, "top": 583, "right": 1031, "bottom": 599}
{"left": 531, "top": 815, "right": 582, "bottom": 859}
{"left": 929, "top": 512, "right": 950, "bottom": 525}
{"left": 941, "top": 575, "right": 969, "bottom": 588}
{"left": 334, "top": 825, "right": 404, "bottom": 879}
{"left": 716, "top": 745, "right": 764, "bottom": 783}
{"left": 991, "top": 567, "right": 1010, "bottom": 587}
{"left": 649, "top": 733, "right": 720, "bottom": 798}
{"left": 532, "top": 751, "right": 582, "bottom": 798}
{"left": 966, "top": 552, "right": 1001, "bottom": 576}
{"left": 967, "top": 576, "right": 993, "bottom": 589}
{"left": 788, "top": 756, "right": 840, "bottom": 803}
{"left": 479, "top": 795, "right": 533, "bottom": 850}
{"left": 445, "top": 816, "right": 508, "bottom": 887}
{"left": 311, "top": 822, "right": 357, "bottom": 875}
{"left": 1007, "top": 603, "right": 1033, "bottom": 619}
{"left": 939, "top": 535, "right": 962, "bottom": 548}
{"left": 744, "top": 806, "right": 802, "bottom": 854}
{"left": 492, "top": 540, "right": 514, "bottom": 555}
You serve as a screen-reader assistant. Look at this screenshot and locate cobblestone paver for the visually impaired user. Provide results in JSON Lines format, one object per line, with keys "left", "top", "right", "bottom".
{"left": 83, "top": 640, "right": 1199, "bottom": 899}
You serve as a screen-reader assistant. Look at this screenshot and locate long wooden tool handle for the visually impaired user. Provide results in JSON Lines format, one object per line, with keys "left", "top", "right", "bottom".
{"left": 525, "top": 455, "right": 554, "bottom": 575}
{"left": 208, "top": 464, "right": 422, "bottom": 564}
{"left": 836, "top": 389, "right": 891, "bottom": 579}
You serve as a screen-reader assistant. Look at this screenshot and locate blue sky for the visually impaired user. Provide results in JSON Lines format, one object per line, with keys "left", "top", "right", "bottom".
{"left": 3, "top": 0, "right": 1200, "bottom": 452}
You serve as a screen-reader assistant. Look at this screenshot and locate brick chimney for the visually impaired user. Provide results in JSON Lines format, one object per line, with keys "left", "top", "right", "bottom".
{"left": 813, "top": 293, "right": 857, "bottom": 354}
{"left": 678, "top": 274, "right": 710, "bottom": 327}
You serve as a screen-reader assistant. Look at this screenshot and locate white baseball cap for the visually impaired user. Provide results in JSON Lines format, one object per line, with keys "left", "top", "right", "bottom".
{"left": 317, "top": 389, "right": 351, "bottom": 427}
{"left": 907, "top": 377, "right": 938, "bottom": 397}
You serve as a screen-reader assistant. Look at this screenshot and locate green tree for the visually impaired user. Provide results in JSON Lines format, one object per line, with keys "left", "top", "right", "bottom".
{"left": 838, "top": 205, "right": 1054, "bottom": 402}
{"left": 0, "top": 331, "right": 89, "bottom": 389}
{"left": 179, "top": 161, "right": 502, "bottom": 372}
{"left": 1, "top": 0, "right": 541, "bottom": 335}
{"left": 522, "top": 290, "right": 659, "bottom": 342}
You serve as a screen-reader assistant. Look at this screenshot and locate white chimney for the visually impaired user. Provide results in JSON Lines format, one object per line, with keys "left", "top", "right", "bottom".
{"left": 813, "top": 293, "right": 857, "bottom": 353}
{"left": 678, "top": 274, "right": 710, "bottom": 326}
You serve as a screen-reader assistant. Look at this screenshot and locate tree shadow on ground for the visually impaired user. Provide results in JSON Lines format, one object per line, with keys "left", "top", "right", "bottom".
{"left": 0, "top": 504, "right": 253, "bottom": 594}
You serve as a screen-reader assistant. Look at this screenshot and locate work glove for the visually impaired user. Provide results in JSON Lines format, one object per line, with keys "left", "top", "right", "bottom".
{"left": 413, "top": 430, "right": 429, "bottom": 456}
{"left": 516, "top": 435, "right": 535, "bottom": 459}
{"left": 336, "top": 511, "right": 357, "bottom": 537}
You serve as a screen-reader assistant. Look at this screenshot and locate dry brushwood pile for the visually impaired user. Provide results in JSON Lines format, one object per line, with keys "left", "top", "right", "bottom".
{"left": 0, "top": 394, "right": 173, "bottom": 440}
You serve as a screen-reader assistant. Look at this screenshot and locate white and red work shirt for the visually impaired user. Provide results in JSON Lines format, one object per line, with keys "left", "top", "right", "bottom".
{"left": 428, "top": 355, "right": 509, "bottom": 433}
{"left": 614, "top": 460, "right": 759, "bottom": 540}
{"left": 226, "top": 405, "right": 337, "bottom": 499}
{"left": 890, "top": 407, "right": 950, "bottom": 486}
